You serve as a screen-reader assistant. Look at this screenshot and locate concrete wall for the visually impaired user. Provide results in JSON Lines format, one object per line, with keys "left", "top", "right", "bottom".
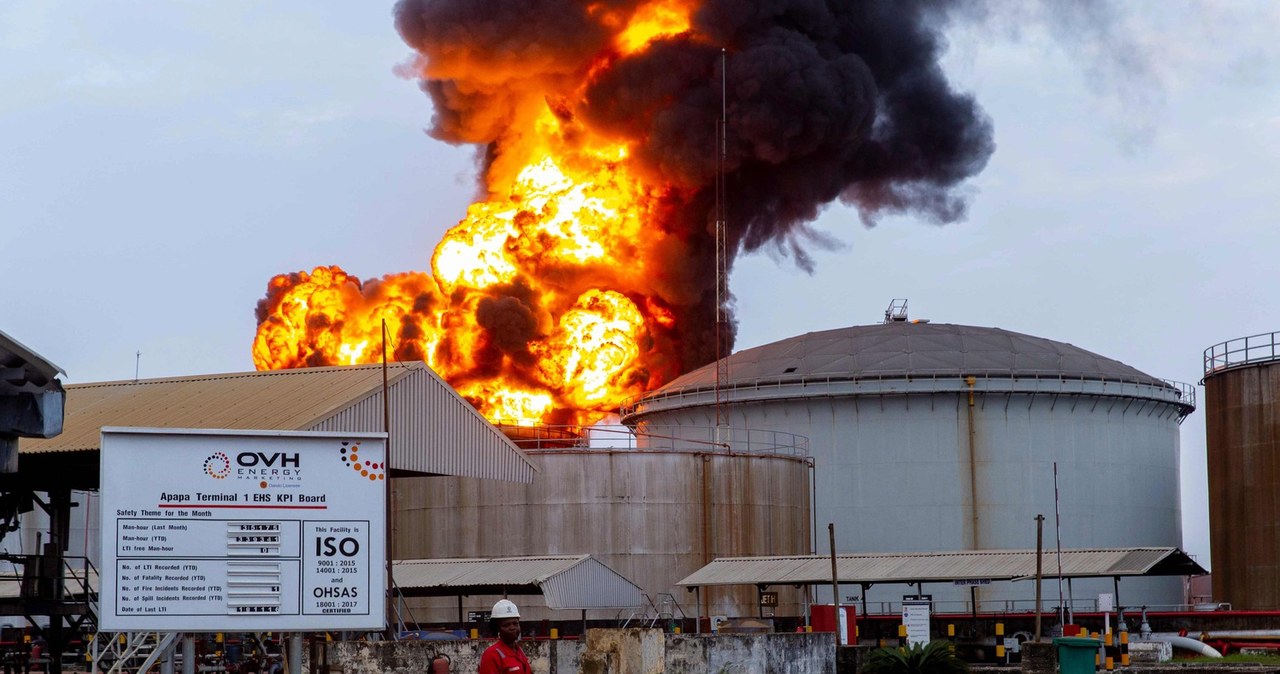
{"left": 321, "top": 638, "right": 579, "bottom": 674}
{"left": 664, "top": 632, "right": 834, "bottom": 674}
{"left": 321, "top": 629, "right": 835, "bottom": 674}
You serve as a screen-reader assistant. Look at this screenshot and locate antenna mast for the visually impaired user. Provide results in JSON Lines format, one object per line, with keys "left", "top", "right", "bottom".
{"left": 714, "top": 48, "right": 729, "bottom": 441}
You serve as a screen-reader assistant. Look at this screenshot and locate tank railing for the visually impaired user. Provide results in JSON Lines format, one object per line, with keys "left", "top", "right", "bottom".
{"left": 1204, "top": 331, "right": 1280, "bottom": 375}
{"left": 1161, "top": 379, "right": 1196, "bottom": 410}
{"left": 495, "top": 423, "right": 810, "bottom": 457}
{"left": 621, "top": 371, "right": 1196, "bottom": 417}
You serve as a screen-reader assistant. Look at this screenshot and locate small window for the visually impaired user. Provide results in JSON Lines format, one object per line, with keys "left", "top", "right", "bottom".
{"left": 783, "top": 367, "right": 797, "bottom": 373}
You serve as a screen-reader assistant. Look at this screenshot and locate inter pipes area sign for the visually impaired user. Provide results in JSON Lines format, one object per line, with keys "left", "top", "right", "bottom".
{"left": 99, "top": 428, "right": 387, "bottom": 632}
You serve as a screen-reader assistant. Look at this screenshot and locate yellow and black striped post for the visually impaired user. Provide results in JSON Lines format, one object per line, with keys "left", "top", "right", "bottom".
{"left": 995, "top": 622, "right": 1005, "bottom": 661}
{"left": 898, "top": 623, "right": 908, "bottom": 651}
{"left": 1104, "top": 629, "right": 1115, "bottom": 670}
{"left": 1120, "top": 629, "right": 1130, "bottom": 667}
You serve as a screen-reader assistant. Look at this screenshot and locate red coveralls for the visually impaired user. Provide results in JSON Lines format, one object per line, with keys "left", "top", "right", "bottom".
{"left": 477, "top": 640, "right": 529, "bottom": 674}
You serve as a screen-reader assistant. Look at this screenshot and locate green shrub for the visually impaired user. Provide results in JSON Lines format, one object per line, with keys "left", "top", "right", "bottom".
{"left": 860, "top": 641, "right": 969, "bottom": 674}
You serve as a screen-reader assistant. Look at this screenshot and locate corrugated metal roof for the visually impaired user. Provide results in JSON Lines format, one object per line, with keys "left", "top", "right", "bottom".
{"left": 653, "top": 323, "right": 1169, "bottom": 393}
{"left": 19, "top": 362, "right": 536, "bottom": 484}
{"left": 393, "top": 556, "right": 644, "bottom": 610}
{"left": 677, "top": 548, "right": 1206, "bottom": 587}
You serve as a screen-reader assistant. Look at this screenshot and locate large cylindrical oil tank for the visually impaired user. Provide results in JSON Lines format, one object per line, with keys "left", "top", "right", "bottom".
{"left": 621, "top": 322, "right": 1195, "bottom": 612}
{"left": 394, "top": 427, "right": 811, "bottom": 623}
{"left": 1203, "top": 332, "right": 1280, "bottom": 609}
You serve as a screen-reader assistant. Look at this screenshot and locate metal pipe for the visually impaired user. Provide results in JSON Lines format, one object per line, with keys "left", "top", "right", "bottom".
{"left": 382, "top": 320, "right": 395, "bottom": 638}
{"left": 829, "top": 523, "right": 841, "bottom": 645}
{"left": 1197, "top": 631, "right": 1280, "bottom": 639}
{"left": 700, "top": 454, "right": 712, "bottom": 623}
{"left": 694, "top": 587, "right": 701, "bottom": 634}
{"left": 182, "top": 635, "right": 195, "bottom": 674}
{"left": 965, "top": 377, "right": 980, "bottom": 550}
{"left": 1035, "top": 514, "right": 1044, "bottom": 642}
{"left": 1138, "top": 635, "right": 1222, "bottom": 658}
{"left": 1053, "top": 462, "right": 1065, "bottom": 627}
{"left": 289, "top": 634, "right": 303, "bottom": 674}
{"left": 161, "top": 640, "right": 175, "bottom": 674}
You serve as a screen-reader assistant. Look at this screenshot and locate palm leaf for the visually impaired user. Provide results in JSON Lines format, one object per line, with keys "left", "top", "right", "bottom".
{"left": 860, "top": 642, "right": 968, "bottom": 674}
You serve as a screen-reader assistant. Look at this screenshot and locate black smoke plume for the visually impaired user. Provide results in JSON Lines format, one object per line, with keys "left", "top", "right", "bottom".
{"left": 391, "top": 0, "right": 994, "bottom": 377}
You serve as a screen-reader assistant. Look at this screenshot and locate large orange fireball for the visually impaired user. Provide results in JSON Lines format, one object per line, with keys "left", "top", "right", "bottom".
{"left": 253, "top": 0, "right": 996, "bottom": 425}
{"left": 254, "top": 3, "right": 697, "bottom": 426}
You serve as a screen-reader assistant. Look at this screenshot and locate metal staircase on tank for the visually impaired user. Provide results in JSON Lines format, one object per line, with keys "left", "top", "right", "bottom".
{"left": 620, "top": 593, "right": 685, "bottom": 629}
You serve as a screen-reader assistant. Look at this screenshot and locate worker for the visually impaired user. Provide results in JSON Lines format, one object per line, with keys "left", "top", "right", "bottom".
{"left": 477, "top": 600, "right": 528, "bottom": 674}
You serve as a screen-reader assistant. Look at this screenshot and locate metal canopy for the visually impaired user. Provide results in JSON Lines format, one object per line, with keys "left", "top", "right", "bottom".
{"left": 677, "top": 548, "right": 1208, "bottom": 588}
{"left": 14, "top": 362, "right": 537, "bottom": 490}
{"left": 394, "top": 556, "right": 644, "bottom": 610}
{"left": 0, "top": 328, "right": 65, "bottom": 391}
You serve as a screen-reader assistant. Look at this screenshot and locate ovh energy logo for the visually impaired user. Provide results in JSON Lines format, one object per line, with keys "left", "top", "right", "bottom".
{"left": 203, "top": 449, "right": 303, "bottom": 486}
{"left": 203, "top": 452, "right": 231, "bottom": 479}
{"left": 338, "top": 441, "right": 385, "bottom": 482}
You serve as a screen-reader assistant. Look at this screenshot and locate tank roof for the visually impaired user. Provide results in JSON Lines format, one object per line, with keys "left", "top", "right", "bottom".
{"left": 657, "top": 322, "right": 1167, "bottom": 392}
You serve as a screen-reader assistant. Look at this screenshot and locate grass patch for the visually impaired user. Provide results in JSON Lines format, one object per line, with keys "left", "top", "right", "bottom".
{"left": 1182, "top": 653, "right": 1280, "bottom": 665}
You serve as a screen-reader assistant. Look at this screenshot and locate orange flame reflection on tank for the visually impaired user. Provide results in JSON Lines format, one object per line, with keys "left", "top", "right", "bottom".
{"left": 252, "top": 1, "right": 696, "bottom": 427}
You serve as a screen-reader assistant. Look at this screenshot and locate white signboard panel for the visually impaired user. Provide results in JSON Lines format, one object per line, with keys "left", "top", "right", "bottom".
{"left": 902, "top": 600, "right": 931, "bottom": 648}
{"left": 99, "top": 428, "right": 387, "bottom": 632}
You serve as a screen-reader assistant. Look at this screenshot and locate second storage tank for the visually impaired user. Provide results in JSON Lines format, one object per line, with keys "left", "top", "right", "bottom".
{"left": 394, "top": 426, "right": 812, "bottom": 622}
{"left": 1204, "top": 331, "right": 1280, "bottom": 609}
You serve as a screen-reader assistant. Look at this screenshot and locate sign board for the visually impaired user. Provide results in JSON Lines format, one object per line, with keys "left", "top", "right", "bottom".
{"left": 953, "top": 578, "right": 991, "bottom": 586}
{"left": 468, "top": 611, "right": 491, "bottom": 623}
{"left": 837, "top": 607, "right": 850, "bottom": 646}
{"left": 1004, "top": 637, "right": 1020, "bottom": 653}
{"left": 1098, "top": 593, "right": 1115, "bottom": 612}
{"left": 902, "top": 600, "right": 931, "bottom": 648}
{"left": 759, "top": 591, "right": 779, "bottom": 607}
{"left": 99, "top": 428, "right": 387, "bottom": 632}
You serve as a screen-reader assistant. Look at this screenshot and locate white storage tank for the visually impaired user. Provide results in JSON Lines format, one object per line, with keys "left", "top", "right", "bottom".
{"left": 621, "top": 321, "right": 1195, "bottom": 612}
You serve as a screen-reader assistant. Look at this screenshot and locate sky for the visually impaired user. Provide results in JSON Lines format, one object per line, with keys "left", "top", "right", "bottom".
{"left": 3, "top": 1, "right": 1279, "bottom": 567}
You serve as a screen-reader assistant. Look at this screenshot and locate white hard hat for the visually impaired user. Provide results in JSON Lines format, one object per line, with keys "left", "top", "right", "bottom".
{"left": 492, "top": 599, "right": 520, "bottom": 619}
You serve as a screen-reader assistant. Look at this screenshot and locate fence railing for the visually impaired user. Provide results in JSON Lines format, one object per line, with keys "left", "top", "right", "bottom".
{"left": 853, "top": 598, "right": 1222, "bottom": 616}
